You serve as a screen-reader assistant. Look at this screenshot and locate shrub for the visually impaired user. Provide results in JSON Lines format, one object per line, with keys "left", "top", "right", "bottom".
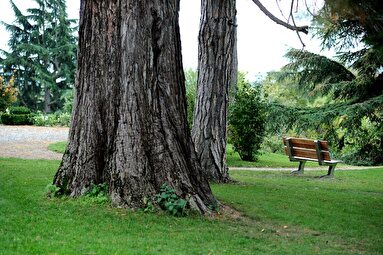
{"left": 9, "top": 106, "right": 31, "bottom": 115}
{"left": 340, "top": 117, "right": 383, "bottom": 165}
{"left": 0, "top": 75, "right": 18, "bottom": 112}
{"left": 1, "top": 106, "right": 33, "bottom": 125}
{"left": 31, "top": 113, "right": 48, "bottom": 126}
{"left": 61, "top": 89, "right": 74, "bottom": 114}
{"left": 229, "top": 82, "right": 267, "bottom": 161}
{"left": 56, "top": 112, "right": 71, "bottom": 126}
{"left": 1, "top": 113, "right": 33, "bottom": 125}
{"left": 31, "top": 112, "right": 71, "bottom": 127}
{"left": 261, "top": 135, "right": 285, "bottom": 153}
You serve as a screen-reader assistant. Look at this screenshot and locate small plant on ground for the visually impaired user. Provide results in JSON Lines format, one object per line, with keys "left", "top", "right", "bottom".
{"left": 85, "top": 183, "right": 109, "bottom": 204}
{"left": 156, "top": 183, "right": 187, "bottom": 216}
{"left": 143, "top": 196, "right": 155, "bottom": 213}
{"left": 208, "top": 200, "right": 221, "bottom": 214}
{"left": 45, "top": 184, "right": 61, "bottom": 198}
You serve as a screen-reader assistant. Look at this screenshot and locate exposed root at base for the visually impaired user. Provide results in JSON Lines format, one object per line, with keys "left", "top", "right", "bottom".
{"left": 207, "top": 203, "right": 246, "bottom": 220}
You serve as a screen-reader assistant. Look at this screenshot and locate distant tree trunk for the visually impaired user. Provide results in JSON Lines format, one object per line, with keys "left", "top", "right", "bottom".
{"left": 192, "top": 0, "right": 237, "bottom": 182}
{"left": 53, "top": 0, "right": 216, "bottom": 213}
{"left": 44, "top": 87, "right": 51, "bottom": 113}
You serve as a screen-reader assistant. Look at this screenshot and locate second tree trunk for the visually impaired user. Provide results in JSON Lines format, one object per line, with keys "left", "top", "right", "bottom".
{"left": 192, "top": 0, "right": 237, "bottom": 182}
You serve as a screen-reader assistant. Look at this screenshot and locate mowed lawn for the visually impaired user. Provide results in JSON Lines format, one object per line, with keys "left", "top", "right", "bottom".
{"left": 0, "top": 157, "right": 382, "bottom": 254}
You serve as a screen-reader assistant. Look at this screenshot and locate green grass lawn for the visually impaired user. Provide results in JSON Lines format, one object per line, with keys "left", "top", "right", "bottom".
{"left": 47, "top": 141, "right": 68, "bottom": 154}
{"left": 1, "top": 157, "right": 382, "bottom": 254}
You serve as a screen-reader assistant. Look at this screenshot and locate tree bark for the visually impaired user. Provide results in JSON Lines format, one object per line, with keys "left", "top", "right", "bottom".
{"left": 192, "top": 0, "right": 237, "bottom": 182}
{"left": 53, "top": 0, "right": 216, "bottom": 213}
{"left": 44, "top": 87, "right": 51, "bottom": 113}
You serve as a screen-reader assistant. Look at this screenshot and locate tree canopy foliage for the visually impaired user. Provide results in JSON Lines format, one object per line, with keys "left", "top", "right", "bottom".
{"left": 265, "top": 0, "right": 383, "bottom": 165}
{"left": 0, "top": 0, "right": 77, "bottom": 112}
{"left": 0, "top": 74, "right": 18, "bottom": 112}
{"left": 229, "top": 77, "right": 266, "bottom": 162}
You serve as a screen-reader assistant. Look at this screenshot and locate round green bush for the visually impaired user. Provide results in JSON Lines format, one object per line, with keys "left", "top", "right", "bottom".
{"left": 1, "top": 113, "right": 33, "bottom": 125}
{"left": 229, "top": 82, "right": 267, "bottom": 161}
{"left": 9, "top": 106, "right": 31, "bottom": 115}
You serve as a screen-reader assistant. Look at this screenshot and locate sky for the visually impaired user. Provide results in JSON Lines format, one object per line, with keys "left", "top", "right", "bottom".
{"left": 0, "top": 0, "right": 328, "bottom": 80}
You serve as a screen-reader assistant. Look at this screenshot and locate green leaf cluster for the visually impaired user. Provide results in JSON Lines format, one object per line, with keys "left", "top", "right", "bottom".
{"left": 184, "top": 68, "right": 197, "bottom": 129}
{"left": 265, "top": 49, "right": 382, "bottom": 164}
{"left": 263, "top": 0, "right": 383, "bottom": 165}
{"left": 0, "top": 0, "right": 77, "bottom": 113}
{"left": 156, "top": 183, "right": 187, "bottom": 217}
{"left": 8, "top": 106, "right": 31, "bottom": 114}
{"left": 229, "top": 78, "right": 267, "bottom": 162}
{"left": 85, "top": 183, "right": 109, "bottom": 204}
{"left": 0, "top": 75, "right": 18, "bottom": 111}
{"left": 313, "top": 0, "right": 383, "bottom": 54}
{"left": 31, "top": 111, "right": 71, "bottom": 127}
{"left": 45, "top": 184, "right": 61, "bottom": 198}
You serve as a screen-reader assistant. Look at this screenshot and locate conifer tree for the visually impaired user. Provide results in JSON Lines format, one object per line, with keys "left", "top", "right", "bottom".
{"left": 268, "top": 0, "right": 383, "bottom": 165}
{"left": 0, "top": 0, "right": 77, "bottom": 112}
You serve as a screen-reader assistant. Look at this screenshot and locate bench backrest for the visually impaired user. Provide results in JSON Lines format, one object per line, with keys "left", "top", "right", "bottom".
{"left": 283, "top": 137, "right": 332, "bottom": 163}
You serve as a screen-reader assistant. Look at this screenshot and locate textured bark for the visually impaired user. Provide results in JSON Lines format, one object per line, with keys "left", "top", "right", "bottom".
{"left": 53, "top": 0, "right": 216, "bottom": 213}
{"left": 44, "top": 87, "right": 51, "bottom": 113}
{"left": 192, "top": 0, "right": 237, "bottom": 182}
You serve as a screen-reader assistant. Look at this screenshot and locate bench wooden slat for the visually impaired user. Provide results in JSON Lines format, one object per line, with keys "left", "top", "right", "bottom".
{"left": 283, "top": 137, "right": 329, "bottom": 150}
{"left": 284, "top": 147, "right": 332, "bottom": 161}
{"left": 292, "top": 156, "right": 340, "bottom": 165}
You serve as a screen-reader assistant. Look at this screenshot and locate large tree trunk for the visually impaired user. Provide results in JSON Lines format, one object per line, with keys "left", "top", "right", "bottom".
{"left": 53, "top": 0, "right": 216, "bottom": 213}
{"left": 192, "top": 0, "right": 237, "bottom": 182}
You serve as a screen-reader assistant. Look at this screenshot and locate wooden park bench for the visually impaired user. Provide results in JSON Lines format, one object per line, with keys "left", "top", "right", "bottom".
{"left": 283, "top": 137, "right": 342, "bottom": 178}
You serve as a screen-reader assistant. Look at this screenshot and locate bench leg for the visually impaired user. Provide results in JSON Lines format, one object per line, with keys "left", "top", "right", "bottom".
{"left": 291, "top": 161, "right": 305, "bottom": 174}
{"left": 320, "top": 164, "right": 336, "bottom": 178}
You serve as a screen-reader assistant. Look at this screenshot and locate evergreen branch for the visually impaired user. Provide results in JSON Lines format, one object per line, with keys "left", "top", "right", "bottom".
{"left": 281, "top": 49, "right": 355, "bottom": 97}
{"left": 9, "top": 0, "right": 33, "bottom": 30}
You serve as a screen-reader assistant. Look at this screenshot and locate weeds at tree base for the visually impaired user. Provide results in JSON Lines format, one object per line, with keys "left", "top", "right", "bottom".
{"left": 45, "top": 184, "right": 61, "bottom": 198}
{"left": 155, "top": 183, "right": 188, "bottom": 217}
{"left": 144, "top": 183, "right": 190, "bottom": 217}
{"left": 84, "top": 183, "right": 110, "bottom": 204}
{"left": 45, "top": 182, "right": 110, "bottom": 205}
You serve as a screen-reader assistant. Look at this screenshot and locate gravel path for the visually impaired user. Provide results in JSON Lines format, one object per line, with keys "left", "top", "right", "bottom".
{"left": 0, "top": 125, "right": 69, "bottom": 160}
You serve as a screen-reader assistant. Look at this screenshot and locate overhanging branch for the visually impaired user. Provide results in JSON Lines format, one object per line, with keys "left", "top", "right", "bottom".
{"left": 252, "top": 0, "right": 309, "bottom": 34}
